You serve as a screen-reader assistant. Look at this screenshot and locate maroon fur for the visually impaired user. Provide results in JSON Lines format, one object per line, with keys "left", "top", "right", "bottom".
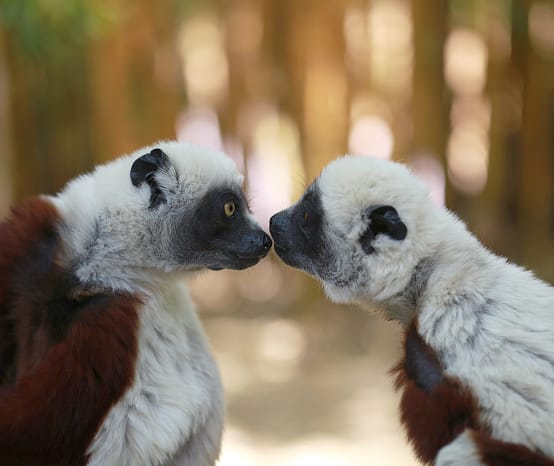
{"left": 394, "top": 321, "right": 554, "bottom": 465}
{"left": 472, "top": 430, "right": 554, "bottom": 466}
{"left": 0, "top": 198, "right": 140, "bottom": 465}
{"left": 392, "top": 321, "right": 480, "bottom": 464}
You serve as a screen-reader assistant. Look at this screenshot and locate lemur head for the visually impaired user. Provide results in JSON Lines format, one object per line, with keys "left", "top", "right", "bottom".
{"left": 270, "top": 155, "right": 441, "bottom": 306}
{"left": 52, "top": 141, "right": 272, "bottom": 291}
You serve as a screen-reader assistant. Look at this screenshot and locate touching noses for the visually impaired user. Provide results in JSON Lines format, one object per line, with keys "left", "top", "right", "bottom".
{"left": 261, "top": 232, "right": 273, "bottom": 251}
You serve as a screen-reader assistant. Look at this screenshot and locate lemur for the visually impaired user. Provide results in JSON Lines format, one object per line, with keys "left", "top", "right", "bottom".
{"left": 270, "top": 155, "right": 554, "bottom": 466}
{"left": 0, "top": 141, "right": 272, "bottom": 466}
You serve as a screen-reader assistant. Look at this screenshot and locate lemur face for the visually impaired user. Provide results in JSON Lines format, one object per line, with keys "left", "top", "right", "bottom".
{"left": 270, "top": 156, "right": 433, "bottom": 304}
{"left": 53, "top": 141, "right": 272, "bottom": 286}
{"left": 129, "top": 145, "right": 272, "bottom": 271}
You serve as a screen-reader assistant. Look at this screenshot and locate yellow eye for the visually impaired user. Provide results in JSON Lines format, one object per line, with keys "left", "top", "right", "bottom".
{"left": 224, "top": 201, "right": 236, "bottom": 217}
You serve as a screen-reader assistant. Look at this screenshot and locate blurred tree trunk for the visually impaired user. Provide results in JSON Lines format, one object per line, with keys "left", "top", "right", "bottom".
{"left": 222, "top": 0, "right": 269, "bottom": 141}
{"left": 283, "top": 0, "right": 349, "bottom": 180}
{"left": 517, "top": 0, "right": 554, "bottom": 279}
{"left": 89, "top": 0, "right": 182, "bottom": 164}
{"left": 411, "top": 0, "right": 448, "bottom": 174}
{"left": 0, "top": 32, "right": 13, "bottom": 216}
{"left": 88, "top": 1, "right": 135, "bottom": 163}
{"left": 476, "top": 1, "right": 519, "bottom": 256}
{"left": 6, "top": 43, "right": 93, "bottom": 199}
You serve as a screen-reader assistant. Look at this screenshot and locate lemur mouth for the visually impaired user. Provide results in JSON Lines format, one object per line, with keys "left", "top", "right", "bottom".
{"left": 235, "top": 257, "right": 262, "bottom": 269}
{"left": 208, "top": 257, "right": 261, "bottom": 271}
{"left": 232, "top": 250, "right": 268, "bottom": 268}
{"left": 208, "top": 250, "right": 267, "bottom": 271}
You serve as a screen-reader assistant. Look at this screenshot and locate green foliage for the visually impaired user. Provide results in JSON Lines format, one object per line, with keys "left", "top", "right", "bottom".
{"left": 0, "top": 0, "right": 118, "bottom": 61}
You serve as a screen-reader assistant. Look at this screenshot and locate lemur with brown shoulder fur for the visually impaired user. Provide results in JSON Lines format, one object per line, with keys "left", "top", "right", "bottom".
{"left": 270, "top": 155, "right": 554, "bottom": 466}
{"left": 0, "top": 141, "right": 272, "bottom": 466}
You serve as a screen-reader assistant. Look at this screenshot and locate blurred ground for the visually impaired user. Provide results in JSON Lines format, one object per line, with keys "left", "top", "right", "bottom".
{"left": 189, "top": 256, "right": 420, "bottom": 466}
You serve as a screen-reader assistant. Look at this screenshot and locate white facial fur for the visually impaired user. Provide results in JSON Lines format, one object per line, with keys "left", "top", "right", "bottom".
{"left": 49, "top": 141, "right": 247, "bottom": 293}
{"left": 315, "top": 155, "right": 444, "bottom": 312}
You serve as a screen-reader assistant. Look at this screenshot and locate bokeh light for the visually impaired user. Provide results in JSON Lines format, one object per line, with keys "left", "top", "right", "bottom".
{"left": 175, "top": 106, "right": 223, "bottom": 151}
{"left": 247, "top": 108, "right": 305, "bottom": 229}
{"left": 343, "top": 5, "right": 370, "bottom": 78}
{"left": 447, "top": 122, "right": 489, "bottom": 195}
{"left": 368, "top": 0, "right": 413, "bottom": 98}
{"left": 444, "top": 28, "right": 488, "bottom": 96}
{"left": 178, "top": 14, "right": 229, "bottom": 105}
{"left": 348, "top": 115, "right": 394, "bottom": 159}
{"left": 409, "top": 154, "right": 445, "bottom": 206}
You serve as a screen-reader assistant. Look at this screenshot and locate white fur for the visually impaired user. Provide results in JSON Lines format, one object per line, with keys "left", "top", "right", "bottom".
{"left": 49, "top": 140, "right": 243, "bottom": 293}
{"left": 87, "top": 281, "right": 223, "bottom": 466}
{"left": 315, "top": 155, "right": 554, "bottom": 458}
{"left": 47, "top": 141, "right": 235, "bottom": 465}
{"left": 316, "top": 156, "right": 442, "bottom": 313}
{"left": 435, "top": 430, "right": 484, "bottom": 466}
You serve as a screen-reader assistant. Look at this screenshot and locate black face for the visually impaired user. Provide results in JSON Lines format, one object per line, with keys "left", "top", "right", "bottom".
{"left": 186, "top": 188, "right": 272, "bottom": 271}
{"left": 269, "top": 185, "right": 334, "bottom": 278}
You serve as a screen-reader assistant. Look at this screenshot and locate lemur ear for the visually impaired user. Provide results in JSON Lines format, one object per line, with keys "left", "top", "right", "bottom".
{"left": 360, "top": 205, "right": 407, "bottom": 254}
{"left": 130, "top": 148, "right": 171, "bottom": 208}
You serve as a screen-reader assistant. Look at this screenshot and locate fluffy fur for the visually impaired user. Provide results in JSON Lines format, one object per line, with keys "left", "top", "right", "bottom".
{"left": 0, "top": 141, "right": 271, "bottom": 465}
{"left": 270, "top": 155, "right": 554, "bottom": 465}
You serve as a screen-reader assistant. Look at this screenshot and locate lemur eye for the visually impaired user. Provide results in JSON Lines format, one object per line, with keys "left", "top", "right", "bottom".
{"left": 224, "top": 201, "right": 236, "bottom": 217}
{"left": 304, "top": 211, "right": 309, "bottom": 222}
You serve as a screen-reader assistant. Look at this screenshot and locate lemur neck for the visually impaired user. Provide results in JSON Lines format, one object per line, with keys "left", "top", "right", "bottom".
{"left": 385, "top": 257, "right": 437, "bottom": 326}
{"left": 56, "top": 220, "right": 175, "bottom": 296}
{"left": 386, "top": 221, "right": 487, "bottom": 327}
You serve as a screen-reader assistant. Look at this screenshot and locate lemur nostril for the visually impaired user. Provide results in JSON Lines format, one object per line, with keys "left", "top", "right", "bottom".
{"left": 262, "top": 233, "right": 272, "bottom": 250}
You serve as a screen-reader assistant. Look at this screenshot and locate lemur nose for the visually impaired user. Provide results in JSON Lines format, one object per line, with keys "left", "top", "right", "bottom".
{"left": 261, "top": 232, "right": 272, "bottom": 251}
{"left": 269, "top": 213, "right": 285, "bottom": 233}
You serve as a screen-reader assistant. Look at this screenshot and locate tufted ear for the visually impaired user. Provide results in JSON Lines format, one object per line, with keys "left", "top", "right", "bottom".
{"left": 360, "top": 205, "right": 407, "bottom": 254}
{"left": 130, "top": 148, "right": 171, "bottom": 208}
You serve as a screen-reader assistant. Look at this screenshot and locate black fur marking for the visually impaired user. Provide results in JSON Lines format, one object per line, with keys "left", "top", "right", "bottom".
{"left": 404, "top": 325, "right": 444, "bottom": 392}
{"left": 360, "top": 205, "right": 407, "bottom": 254}
{"left": 396, "top": 257, "right": 436, "bottom": 310}
{"left": 427, "top": 292, "right": 481, "bottom": 345}
{"left": 175, "top": 186, "right": 271, "bottom": 270}
{"left": 270, "top": 183, "right": 335, "bottom": 277}
{"left": 465, "top": 303, "right": 494, "bottom": 350}
{"left": 130, "top": 148, "right": 171, "bottom": 209}
{"left": 0, "top": 327, "right": 16, "bottom": 386}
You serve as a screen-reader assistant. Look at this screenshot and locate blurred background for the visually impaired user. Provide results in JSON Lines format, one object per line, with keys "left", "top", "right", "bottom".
{"left": 1, "top": 0, "right": 554, "bottom": 464}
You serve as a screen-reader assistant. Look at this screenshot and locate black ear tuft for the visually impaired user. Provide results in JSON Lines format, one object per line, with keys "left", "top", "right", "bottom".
{"left": 130, "top": 148, "right": 170, "bottom": 187}
{"left": 360, "top": 205, "right": 407, "bottom": 254}
{"left": 130, "top": 148, "right": 171, "bottom": 208}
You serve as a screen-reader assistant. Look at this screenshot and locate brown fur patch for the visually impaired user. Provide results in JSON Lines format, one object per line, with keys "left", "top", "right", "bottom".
{"left": 0, "top": 198, "right": 140, "bottom": 465}
{"left": 472, "top": 430, "right": 554, "bottom": 466}
{"left": 0, "top": 198, "right": 61, "bottom": 385}
{"left": 393, "top": 321, "right": 480, "bottom": 464}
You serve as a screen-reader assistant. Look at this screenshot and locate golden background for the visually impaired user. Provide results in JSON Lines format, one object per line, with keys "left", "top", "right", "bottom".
{"left": 1, "top": 0, "right": 554, "bottom": 463}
